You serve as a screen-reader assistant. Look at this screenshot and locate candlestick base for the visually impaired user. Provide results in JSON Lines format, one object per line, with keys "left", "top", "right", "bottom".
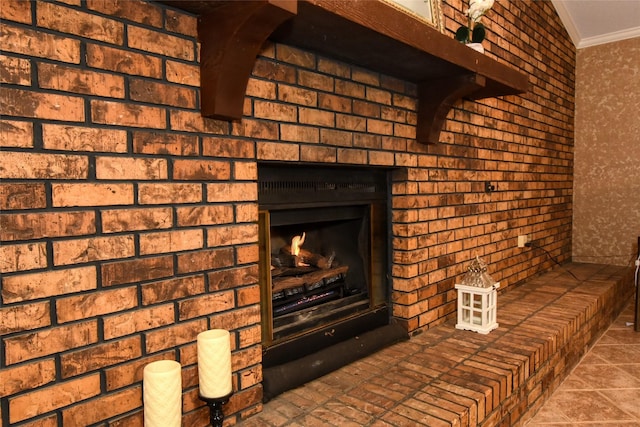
{"left": 199, "top": 392, "right": 233, "bottom": 427}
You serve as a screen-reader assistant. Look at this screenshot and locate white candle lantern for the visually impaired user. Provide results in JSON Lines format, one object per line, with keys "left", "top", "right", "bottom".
{"left": 197, "top": 329, "right": 233, "bottom": 399}
{"left": 143, "top": 360, "right": 182, "bottom": 427}
{"left": 455, "top": 256, "right": 500, "bottom": 334}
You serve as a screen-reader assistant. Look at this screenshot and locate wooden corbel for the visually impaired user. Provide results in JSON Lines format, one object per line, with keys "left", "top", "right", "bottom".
{"left": 198, "top": 1, "right": 297, "bottom": 120}
{"left": 417, "top": 74, "right": 487, "bottom": 144}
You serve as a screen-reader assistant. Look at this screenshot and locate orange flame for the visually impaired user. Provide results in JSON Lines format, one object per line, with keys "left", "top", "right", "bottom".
{"left": 291, "top": 232, "right": 305, "bottom": 256}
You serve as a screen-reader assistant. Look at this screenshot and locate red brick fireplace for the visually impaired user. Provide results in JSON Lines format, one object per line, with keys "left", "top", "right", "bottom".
{"left": 0, "top": 0, "right": 575, "bottom": 425}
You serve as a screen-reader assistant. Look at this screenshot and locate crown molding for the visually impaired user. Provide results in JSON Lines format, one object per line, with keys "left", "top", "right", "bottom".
{"left": 552, "top": 0, "right": 640, "bottom": 49}
{"left": 578, "top": 26, "right": 640, "bottom": 48}
{"left": 551, "top": 0, "right": 581, "bottom": 47}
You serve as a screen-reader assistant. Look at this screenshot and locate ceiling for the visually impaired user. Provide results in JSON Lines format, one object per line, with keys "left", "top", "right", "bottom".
{"left": 551, "top": 0, "right": 640, "bottom": 48}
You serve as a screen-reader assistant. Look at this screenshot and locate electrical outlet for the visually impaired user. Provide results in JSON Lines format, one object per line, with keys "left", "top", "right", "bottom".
{"left": 518, "top": 235, "right": 530, "bottom": 248}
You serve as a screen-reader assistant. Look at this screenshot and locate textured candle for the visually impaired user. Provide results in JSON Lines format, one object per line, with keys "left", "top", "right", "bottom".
{"left": 197, "top": 329, "right": 232, "bottom": 398}
{"left": 143, "top": 360, "right": 182, "bottom": 427}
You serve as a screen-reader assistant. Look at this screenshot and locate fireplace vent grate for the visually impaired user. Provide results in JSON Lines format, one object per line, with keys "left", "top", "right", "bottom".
{"left": 261, "top": 180, "right": 378, "bottom": 193}
{"left": 258, "top": 164, "right": 389, "bottom": 208}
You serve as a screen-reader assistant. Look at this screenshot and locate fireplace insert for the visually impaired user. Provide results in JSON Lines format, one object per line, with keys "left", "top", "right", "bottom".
{"left": 258, "top": 164, "right": 406, "bottom": 399}
{"left": 265, "top": 204, "right": 378, "bottom": 341}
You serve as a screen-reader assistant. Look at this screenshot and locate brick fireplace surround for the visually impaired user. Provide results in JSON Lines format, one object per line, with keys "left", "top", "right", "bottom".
{"left": 0, "top": 0, "right": 598, "bottom": 425}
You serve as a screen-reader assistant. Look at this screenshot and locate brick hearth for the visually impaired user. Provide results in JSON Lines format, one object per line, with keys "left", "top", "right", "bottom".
{"left": 237, "top": 263, "right": 635, "bottom": 426}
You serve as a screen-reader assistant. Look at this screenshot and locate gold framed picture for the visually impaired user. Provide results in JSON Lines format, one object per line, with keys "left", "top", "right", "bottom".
{"left": 381, "top": 0, "right": 444, "bottom": 32}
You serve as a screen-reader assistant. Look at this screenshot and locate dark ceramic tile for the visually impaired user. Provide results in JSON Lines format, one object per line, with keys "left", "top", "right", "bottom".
{"left": 568, "top": 363, "right": 640, "bottom": 389}
{"left": 579, "top": 351, "right": 611, "bottom": 365}
{"left": 589, "top": 344, "right": 640, "bottom": 364}
{"left": 525, "top": 401, "right": 572, "bottom": 423}
{"left": 603, "top": 328, "right": 640, "bottom": 344}
{"left": 557, "top": 371, "right": 590, "bottom": 389}
{"left": 526, "top": 424, "right": 578, "bottom": 426}
{"left": 600, "top": 388, "right": 640, "bottom": 419}
{"left": 546, "top": 390, "right": 633, "bottom": 422}
{"left": 618, "top": 364, "right": 640, "bottom": 381}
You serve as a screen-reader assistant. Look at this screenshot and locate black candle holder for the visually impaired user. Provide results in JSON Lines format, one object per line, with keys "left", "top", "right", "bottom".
{"left": 199, "top": 392, "right": 233, "bottom": 427}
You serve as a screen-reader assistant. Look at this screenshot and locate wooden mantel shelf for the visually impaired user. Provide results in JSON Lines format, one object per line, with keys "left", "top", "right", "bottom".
{"left": 159, "top": 0, "right": 529, "bottom": 144}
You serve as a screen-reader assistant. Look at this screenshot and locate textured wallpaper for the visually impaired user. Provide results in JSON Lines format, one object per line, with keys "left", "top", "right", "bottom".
{"left": 573, "top": 37, "right": 640, "bottom": 266}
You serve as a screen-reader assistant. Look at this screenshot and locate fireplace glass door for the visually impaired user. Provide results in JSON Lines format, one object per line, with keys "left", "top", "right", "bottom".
{"left": 258, "top": 165, "right": 390, "bottom": 348}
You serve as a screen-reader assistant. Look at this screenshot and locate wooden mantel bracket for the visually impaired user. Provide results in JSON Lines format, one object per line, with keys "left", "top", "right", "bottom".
{"left": 197, "top": 1, "right": 297, "bottom": 119}
{"left": 417, "top": 74, "right": 487, "bottom": 144}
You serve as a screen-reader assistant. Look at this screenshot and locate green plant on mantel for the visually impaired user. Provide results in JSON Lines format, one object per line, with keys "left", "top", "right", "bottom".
{"left": 455, "top": 0, "right": 494, "bottom": 44}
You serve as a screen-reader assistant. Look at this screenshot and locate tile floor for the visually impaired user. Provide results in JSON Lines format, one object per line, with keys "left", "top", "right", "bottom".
{"left": 525, "top": 298, "right": 640, "bottom": 426}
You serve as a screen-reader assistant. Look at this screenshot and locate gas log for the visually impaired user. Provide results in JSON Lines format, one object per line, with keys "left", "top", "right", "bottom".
{"left": 271, "top": 265, "right": 349, "bottom": 293}
{"left": 273, "top": 246, "right": 335, "bottom": 269}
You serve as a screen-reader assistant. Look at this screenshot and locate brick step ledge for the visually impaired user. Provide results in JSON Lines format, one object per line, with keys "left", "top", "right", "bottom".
{"left": 388, "top": 262, "right": 635, "bottom": 426}
{"left": 241, "top": 262, "right": 635, "bottom": 426}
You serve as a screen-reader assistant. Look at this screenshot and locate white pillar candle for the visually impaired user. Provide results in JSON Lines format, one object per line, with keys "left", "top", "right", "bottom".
{"left": 143, "top": 360, "right": 182, "bottom": 427}
{"left": 197, "top": 329, "right": 233, "bottom": 398}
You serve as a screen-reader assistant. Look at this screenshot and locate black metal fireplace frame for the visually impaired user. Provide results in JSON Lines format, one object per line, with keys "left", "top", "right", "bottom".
{"left": 257, "top": 163, "right": 407, "bottom": 400}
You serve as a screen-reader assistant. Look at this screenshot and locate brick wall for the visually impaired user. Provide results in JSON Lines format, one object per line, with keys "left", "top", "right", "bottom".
{"left": 0, "top": 0, "right": 575, "bottom": 425}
